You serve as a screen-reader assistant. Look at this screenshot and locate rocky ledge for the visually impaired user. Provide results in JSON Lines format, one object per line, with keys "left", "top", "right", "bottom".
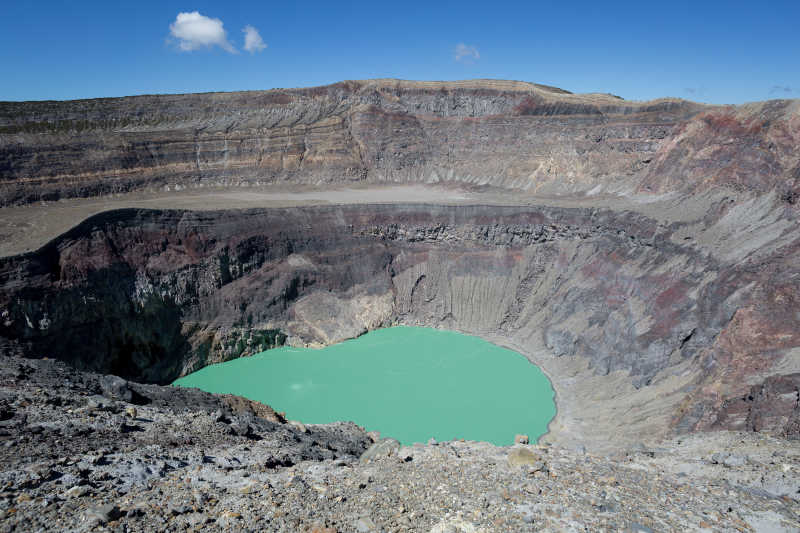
{"left": 0, "top": 356, "right": 797, "bottom": 532}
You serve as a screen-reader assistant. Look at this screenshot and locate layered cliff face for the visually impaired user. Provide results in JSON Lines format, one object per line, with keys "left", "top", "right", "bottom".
{"left": 0, "top": 79, "right": 729, "bottom": 204}
{"left": 1, "top": 201, "right": 798, "bottom": 450}
{"left": 2, "top": 79, "right": 797, "bottom": 205}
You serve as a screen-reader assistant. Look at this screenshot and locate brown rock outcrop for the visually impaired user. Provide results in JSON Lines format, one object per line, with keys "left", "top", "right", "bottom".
{"left": 712, "top": 373, "right": 800, "bottom": 438}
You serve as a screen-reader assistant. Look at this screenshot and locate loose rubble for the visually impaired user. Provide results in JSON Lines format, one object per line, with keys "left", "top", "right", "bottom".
{"left": 0, "top": 356, "right": 797, "bottom": 532}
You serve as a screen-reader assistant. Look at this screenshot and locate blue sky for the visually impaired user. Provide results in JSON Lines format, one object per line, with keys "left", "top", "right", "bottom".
{"left": 1, "top": 1, "right": 798, "bottom": 103}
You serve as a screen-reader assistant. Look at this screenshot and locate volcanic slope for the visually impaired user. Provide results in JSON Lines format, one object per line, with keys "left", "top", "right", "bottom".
{"left": 0, "top": 80, "right": 798, "bottom": 456}
{"left": 2, "top": 78, "right": 797, "bottom": 205}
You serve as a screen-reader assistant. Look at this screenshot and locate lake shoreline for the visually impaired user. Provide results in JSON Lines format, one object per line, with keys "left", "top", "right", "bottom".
{"left": 175, "top": 325, "right": 556, "bottom": 446}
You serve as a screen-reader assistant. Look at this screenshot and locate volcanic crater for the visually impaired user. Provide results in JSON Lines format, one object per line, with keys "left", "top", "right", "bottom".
{"left": 0, "top": 79, "right": 799, "bottom": 531}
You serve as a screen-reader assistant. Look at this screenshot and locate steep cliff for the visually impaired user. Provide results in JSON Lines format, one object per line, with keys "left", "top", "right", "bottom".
{"left": 0, "top": 79, "right": 730, "bottom": 204}
{"left": 1, "top": 201, "right": 798, "bottom": 451}
{"left": 1, "top": 79, "right": 799, "bottom": 451}
{"left": 3, "top": 80, "right": 798, "bottom": 206}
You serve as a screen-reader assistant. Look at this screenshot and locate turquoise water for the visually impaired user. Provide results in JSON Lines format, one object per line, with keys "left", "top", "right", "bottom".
{"left": 174, "top": 326, "right": 555, "bottom": 445}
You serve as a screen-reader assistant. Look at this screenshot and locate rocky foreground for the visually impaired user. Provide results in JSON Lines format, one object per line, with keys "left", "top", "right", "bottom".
{"left": 0, "top": 356, "right": 797, "bottom": 533}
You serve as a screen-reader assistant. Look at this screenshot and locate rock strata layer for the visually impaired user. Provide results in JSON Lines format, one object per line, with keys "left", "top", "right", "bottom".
{"left": 1, "top": 79, "right": 798, "bottom": 205}
{"left": 1, "top": 201, "right": 798, "bottom": 451}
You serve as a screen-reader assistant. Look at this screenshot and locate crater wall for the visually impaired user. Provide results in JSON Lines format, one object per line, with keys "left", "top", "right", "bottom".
{"left": 6, "top": 79, "right": 798, "bottom": 205}
{"left": 1, "top": 204, "right": 798, "bottom": 450}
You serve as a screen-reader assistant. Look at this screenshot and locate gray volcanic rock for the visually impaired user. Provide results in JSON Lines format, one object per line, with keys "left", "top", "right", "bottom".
{"left": 0, "top": 200, "right": 798, "bottom": 451}
{"left": 0, "top": 355, "right": 797, "bottom": 532}
{"left": 0, "top": 79, "right": 716, "bottom": 205}
{"left": 360, "top": 438, "right": 402, "bottom": 463}
{"left": 0, "top": 356, "right": 370, "bottom": 463}
{"left": 2, "top": 79, "right": 797, "bottom": 208}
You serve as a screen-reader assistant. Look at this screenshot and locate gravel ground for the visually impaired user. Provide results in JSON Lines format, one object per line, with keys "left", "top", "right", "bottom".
{"left": 0, "top": 356, "right": 797, "bottom": 532}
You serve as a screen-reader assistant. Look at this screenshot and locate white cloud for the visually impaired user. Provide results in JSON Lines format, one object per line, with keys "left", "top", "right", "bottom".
{"left": 455, "top": 43, "right": 480, "bottom": 63}
{"left": 169, "top": 11, "right": 237, "bottom": 53}
{"left": 243, "top": 25, "right": 267, "bottom": 54}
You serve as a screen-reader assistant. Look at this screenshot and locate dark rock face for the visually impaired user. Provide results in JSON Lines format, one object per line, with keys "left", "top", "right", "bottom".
{"left": 1, "top": 202, "right": 798, "bottom": 448}
{"left": 0, "top": 207, "right": 397, "bottom": 381}
{"left": 712, "top": 373, "right": 800, "bottom": 439}
{"left": 0, "top": 205, "right": 675, "bottom": 381}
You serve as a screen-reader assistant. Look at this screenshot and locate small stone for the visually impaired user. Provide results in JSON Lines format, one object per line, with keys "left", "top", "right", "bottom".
{"left": 508, "top": 447, "right": 542, "bottom": 467}
{"left": 193, "top": 490, "right": 210, "bottom": 506}
{"left": 169, "top": 504, "right": 191, "bottom": 515}
{"left": 710, "top": 452, "right": 724, "bottom": 463}
{"left": 126, "top": 507, "right": 146, "bottom": 518}
{"left": 310, "top": 526, "right": 338, "bottom": 533}
{"left": 239, "top": 483, "right": 258, "bottom": 494}
{"left": 86, "top": 397, "right": 103, "bottom": 410}
{"left": 367, "top": 431, "right": 381, "bottom": 442}
{"left": 99, "top": 375, "right": 133, "bottom": 402}
{"left": 289, "top": 420, "right": 308, "bottom": 433}
{"left": 118, "top": 421, "right": 141, "bottom": 433}
{"left": 229, "top": 417, "right": 252, "bottom": 437}
{"left": 711, "top": 452, "right": 748, "bottom": 467}
{"left": 723, "top": 454, "right": 747, "bottom": 467}
{"left": 88, "top": 454, "right": 105, "bottom": 465}
{"left": 64, "top": 485, "right": 89, "bottom": 498}
{"left": 514, "top": 434, "right": 530, "bottom": 445}
{"left": 429, "top": 518, "right": 479, "bottom": 532}
{"left": 354, "top": 517, "right": 377, "bottom": 532}
{"left": 84, "top": 504, "right": 120, "bottom": 526}
{"left": 360, "top": 438, "right": 401, "bottom": 463}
